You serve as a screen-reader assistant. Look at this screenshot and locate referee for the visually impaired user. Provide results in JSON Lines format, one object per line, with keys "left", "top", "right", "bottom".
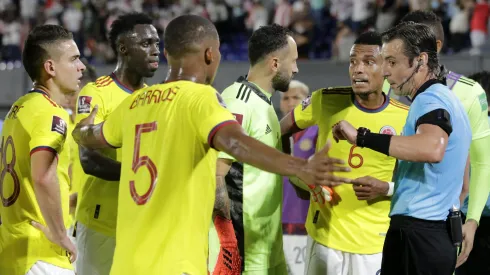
{"left": 333, "top": 22, "right": 471, "bottom": 275}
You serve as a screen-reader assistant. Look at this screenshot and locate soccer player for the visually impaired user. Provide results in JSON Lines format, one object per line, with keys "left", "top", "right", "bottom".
{"left": 280, "top": 31, "right": 409, "bottom": 275}
{"left": 333, "top": 22, "right": 471, "bottom": 275}
{"left": 384, "top": 11, "right": 490, "bottom": 267}
{"left": 209, "top": 24, "right": 298, "bottom": 275}
{"left": 0, "top": 25, "right": 85, "bottom": 275}
{"left": 71, "top": 14, "right": 350, "bottom": 275}
{"left": 73, "top": 13, "right": 159, "bottom": 275}
{"left": 456, "top": 70, "right": 490, "bottom": 275}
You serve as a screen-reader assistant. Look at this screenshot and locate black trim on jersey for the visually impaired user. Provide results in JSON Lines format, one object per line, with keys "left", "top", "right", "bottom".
{"left": 412, "top": 79, "right": 446, "bottom": 102}
{"left": 458, "top": 78, "right": 475, "bottom": 86}
{"left": 224, "top": 162, "right": 245, "bottom": 271}
{"left": 416, "top": 108, "right": 452, "bottom": 136}
{"left": 236, "top": 76, "right": 271, "bottom": 105}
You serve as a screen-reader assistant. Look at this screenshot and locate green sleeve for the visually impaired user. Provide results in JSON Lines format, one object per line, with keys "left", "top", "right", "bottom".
{"left": 467, "top": 136, "right": 490, "bottom": 223}
{"left": 217, "top": 96, "right": 252, "bottom": 161}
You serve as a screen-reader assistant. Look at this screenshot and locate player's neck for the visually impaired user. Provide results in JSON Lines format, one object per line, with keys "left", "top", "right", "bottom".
{"left": 113, "top": 67, "right": 145, "bottom": 91}
{"left": 164, "top": 62, "right": 206, "bottom": 84}
{"left": 246, "top": 69, "right": 274, "bottom": 95}
{"left": 409, "top": 72, "right": 436, "bottom": 99}
{"left": 33, "top": 81, "right": 65, "bottom": 106}
{"left": 354, "top": 91, "right": 385, "bottom": 109}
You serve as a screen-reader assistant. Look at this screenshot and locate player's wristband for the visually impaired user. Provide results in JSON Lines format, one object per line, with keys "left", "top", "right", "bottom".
{"left": 214, "top": 215, "right": 237, "bottom": 245}
{"left": 386, "top": 181, "right": 395, "bottom": 196}
{"left": 356, "top": 127, "right": 392, "bottom": 156}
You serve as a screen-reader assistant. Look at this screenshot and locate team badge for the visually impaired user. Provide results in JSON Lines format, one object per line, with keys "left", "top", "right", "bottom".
{"left": 379, "top": 125, "right": 396, "bottom": 135}
{"left": 233, "top": 113, "right": 243, "bottom": 125}
{"left": 51, "top": 116, "right": 67, "bottom": 136}
{"left": 301, "top": 95, "right": 312, "bottom": 110}
{"left": 299, "top": 138, "right": 313, "bottom": 151}
{"left": 216, "top": 93, "right": 227, "bottom": 108}
{"left": 78, "top": 96, "right": 92, "bottom": 114}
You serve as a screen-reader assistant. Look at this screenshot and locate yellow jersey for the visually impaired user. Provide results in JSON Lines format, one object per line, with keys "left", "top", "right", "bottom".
{"left": 75, "top": 73, "right": 136, "bottom": 236}
{"left": 292, "top": 87, "right": 408, "bottom": 254}
{"left": 0, "top": 89, "right": 73, "bottom": 275}
{"left": 102, "top": 81, "right": 236, "bottom": 275}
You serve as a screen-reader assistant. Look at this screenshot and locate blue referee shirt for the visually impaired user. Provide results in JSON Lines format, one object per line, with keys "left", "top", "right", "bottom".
{"left": 390, "top": 79, "right": 472, "bottom": 221}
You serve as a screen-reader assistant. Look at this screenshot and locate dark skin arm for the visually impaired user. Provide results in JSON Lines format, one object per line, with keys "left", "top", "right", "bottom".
{"left": 213, "top": 159, "right": 233, "bottom": 220}
{"left": 280, "top": 112, "right": 302, "bottom": 137}
{"left": 78, "top": 146, "right": 121, "bottom": 181}
{"left": 73, "top": 109, "right": 352, "bottom": 187}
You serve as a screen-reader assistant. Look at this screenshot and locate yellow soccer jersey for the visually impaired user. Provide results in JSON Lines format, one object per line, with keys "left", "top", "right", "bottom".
{"left": 292, "top": 87, "right": 409, "bottom": 254}
{"left": 75, "top": 73, "right": 138, "bottom": 236}
{"left": 101, "top": 81, "right": 236, "bottom": 275}
{"left": 0, "top": 89, "right": 72, "bottom": 275}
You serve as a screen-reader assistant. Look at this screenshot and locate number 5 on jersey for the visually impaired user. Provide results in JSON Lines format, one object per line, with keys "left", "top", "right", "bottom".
{"left": 130, "top": 122, "right": 158, "bottom": 205}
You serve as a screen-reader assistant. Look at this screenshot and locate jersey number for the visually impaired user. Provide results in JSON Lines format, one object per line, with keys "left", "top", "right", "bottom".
{"left": 0, "top": 136, "right": 20, "bottom": 206}
{"left": 130, "top": 122, "right": 158, "bottom": 205}
{"left": 348, "top": 145, "right": 364, "bottom": 169}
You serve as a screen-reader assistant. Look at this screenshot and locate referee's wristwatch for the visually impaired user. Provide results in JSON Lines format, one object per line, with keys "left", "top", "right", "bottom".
{"left": 356, "top": 127, "right": 371, "bottom": 147}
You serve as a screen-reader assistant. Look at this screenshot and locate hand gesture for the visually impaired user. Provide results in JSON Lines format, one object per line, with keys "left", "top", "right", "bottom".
{"left": 31, "top": 221, "right": 77, "bottom": 263}
{"left": 332, "top": 120, "right": 357, "bottom": 144}
{"left": 351, "top": 176, "right": 389, "bottom": 201}
{"left": 456, "top": 219, "right": 478, "bottom": 268}
{"left": 298, "top": 140, "right": 351, "bottom": 187}
{"left": 77, "top": 105, "right": 98, "bottom": 127}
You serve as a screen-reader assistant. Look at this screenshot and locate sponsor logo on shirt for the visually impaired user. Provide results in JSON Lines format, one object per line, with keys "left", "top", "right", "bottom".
{"left": 301, "top": 95, "right": 312, "bottom": 110}
{"left": 51, "top": 116, "right": 67, "bottom": 136}
{"left": 379, "top": 125, "right": 396, "bottom": 135}
{"left": 233, "top": 113, "right": 243, "bottom": 125}
{"left": 78, "top": 96, "right": 92, "bottom": 114}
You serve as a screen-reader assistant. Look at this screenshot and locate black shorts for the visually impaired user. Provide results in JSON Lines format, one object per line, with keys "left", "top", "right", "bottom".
{"left": 456, "top": 216, "right": 490, "bottom": 275}
{"left": 381, "top": 215, "right": 457, "bottom": 275}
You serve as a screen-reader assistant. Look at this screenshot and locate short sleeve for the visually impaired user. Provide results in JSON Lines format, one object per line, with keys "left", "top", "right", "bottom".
{"left": 414, "top": 91, "right": 450, "bottom": 124}
{"left": 190, "top": 87, "right": 237, "bottom": 147}
{"left": 75, "top": 84, "right": 106, "bottom": 125}
{"left": 29, "top": 107, "right": 69, "bottom": 155}
{"left": 466, "top": 84, "right": 490, "bottom": 140}
{"left": 100, "top": 96, "right": 129, "bottom": 148}
{"left": 292, "top": 89, "right": 321, "bottom": 130}
{"left": 217, "top": 95, "right": 252, "bottom": 160}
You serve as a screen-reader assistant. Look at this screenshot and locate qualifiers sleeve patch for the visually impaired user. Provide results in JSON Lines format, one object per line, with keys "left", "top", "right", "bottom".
{"left": 216, "top": 93, "right": 227, "bottom": 108}
{"left": 51, "top": 116, "right": 67, "bottom": 137}
{"left": 301, "top": 95, "right": 312, "bottom": 110}
{"left": 78, "top": 96, "right": 92, "bottom": 114}
{"left": 233, "top": 113, "right": 243, "bottom": 125}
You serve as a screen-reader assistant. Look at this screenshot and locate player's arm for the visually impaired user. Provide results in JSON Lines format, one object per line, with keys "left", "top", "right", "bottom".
{"left": 78, "top": 146, "right": 121, "bottom": 181}
{"left": 280, "top": 92, "right": 318, "bottom": 136}
{"left": 463, "top": 88, "right": 490, "bottom": 223}
{"left": 74, "top": 87, "right": 122, "bottom": 180}
{"left": 460, "top": 154, "right": 470, "bottom": 206}
{"left": 29, "top": 111, "right": 76, "bottom": 261}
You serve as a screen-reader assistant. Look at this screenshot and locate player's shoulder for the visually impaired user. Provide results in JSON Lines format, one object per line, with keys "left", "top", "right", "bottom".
{"left": 22, "top": 91, "right": 66, "bottom": 114}
{"left": 387, "top": 97, "right": 410, "bottom": 113}
{"left": 320, "top": 86, "right": 353, "bottom": 95}
{"left": 448, "top": 71, "right": 483, "bottom": 95}
{"left": 80, "top": 75, "right": 117, "bottom": 95}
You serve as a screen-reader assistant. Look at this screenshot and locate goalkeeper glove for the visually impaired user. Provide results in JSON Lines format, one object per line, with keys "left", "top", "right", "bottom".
{"left": 213, "top": 216, "right": 241, "bottom": 275}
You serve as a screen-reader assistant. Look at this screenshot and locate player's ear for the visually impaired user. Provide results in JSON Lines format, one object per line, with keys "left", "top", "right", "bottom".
{"left": 204, "top": 47, "right": 213, "bottom": 65}
{"left": 270, "top": 56, "right": 279, "bottom": 73}
{"left": 118, "top": 43, "right": 127, "bottom": 56}
{"left": 43, "top": 59, "right": 56, "bottom": 77}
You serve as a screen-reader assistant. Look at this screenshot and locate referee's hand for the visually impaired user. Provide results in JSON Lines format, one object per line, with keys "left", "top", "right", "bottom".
{"left": 300, "top": 140, "right": 352, "bottom": 187}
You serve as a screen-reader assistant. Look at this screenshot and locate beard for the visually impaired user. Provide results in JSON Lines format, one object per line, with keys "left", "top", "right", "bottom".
{"left": 272, "top": 71, "right": 291, "bottom": 92}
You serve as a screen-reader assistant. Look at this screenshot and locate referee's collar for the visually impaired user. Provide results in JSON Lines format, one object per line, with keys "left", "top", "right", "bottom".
{"left": 411, "top": 78, "right": 445, "bottom": 102}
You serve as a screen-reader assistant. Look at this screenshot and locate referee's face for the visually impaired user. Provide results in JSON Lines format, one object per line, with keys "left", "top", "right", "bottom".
{"left": 381, "top": 39, "right": 417, "bottom": 96}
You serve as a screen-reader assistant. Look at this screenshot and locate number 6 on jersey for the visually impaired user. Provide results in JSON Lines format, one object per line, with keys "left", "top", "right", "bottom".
{"left": 130, "top": 122, "right": 158, "bottom": 205}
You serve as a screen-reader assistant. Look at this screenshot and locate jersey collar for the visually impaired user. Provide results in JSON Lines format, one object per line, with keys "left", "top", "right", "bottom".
{"left": 236, "top": 76, "right": 272, "bottom": 105}
{"left": 28, "top": 88, "right": 50, "bottom": 97}
{"left": 110, "top": 72, "right": 135, "bottom": 94}
{"left": 352, "top": 92, "right": 390, "bottom": 113}
{"left": 410, "top": 78, "right": 445, "bottom": 102}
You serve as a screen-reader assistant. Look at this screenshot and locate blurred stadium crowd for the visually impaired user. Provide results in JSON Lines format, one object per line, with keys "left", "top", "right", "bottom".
{"left": 0, "top": 0, "right": 489, "bottom": 64}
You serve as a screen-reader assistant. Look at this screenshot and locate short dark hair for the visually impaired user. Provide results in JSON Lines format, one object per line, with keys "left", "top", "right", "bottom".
{"left": 248, "top": 24, "right": 293, "bottom": 66}
{"left": 382, "top": 21, "right": 439, "bottom": 75}
{"left": 354, "top": 31, "right": 382, "bottom": 47}
{"left": 400, "top": 10, "right": 445, "bottom": 45}
{"left": 468, "top": 71, "right": 490, "bottom": 106}
{"left": 164, "top": 15, "right": 218, "bottom": 59}
{"left": 22, "top": 25, "right": 73, "bottom": 82}
{"left": 108, "top": 12, "right": 153, "bottom": 55}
